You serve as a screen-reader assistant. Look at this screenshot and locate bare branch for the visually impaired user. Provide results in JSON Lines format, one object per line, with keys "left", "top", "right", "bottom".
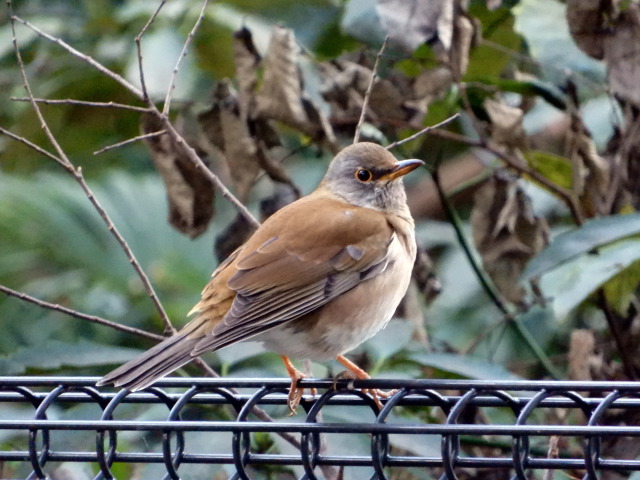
{"left": 163, "top": 0, "right": 209, "bottom": 115}
{"left": 93, "top": 130, "right": 166, "bottom": 156}
{"left": 135, "top": 0, "right": 167, "bottom": 101}
{"left": 386, "top": 113, "right": 460, "bottom": 150}
{"left": 0, "top": 284, "right": 164, "bottom": 342}
{"left": 11, "top": 15, "right": 144, "bottom": 100}
{"left": 12, "top": 7, "right": 258, "bottom": 229}
{"left": 11, "top": 97, "right": 151, "bottom": 112}
{"left": 427, "top": 128, "right": 585, "bottom": 225}
{"left": 8, "top": 4, "right": 174, "bottom": 333}
{"left": 353, "top": 37, "right": 388, "bottom": 144}
{"left": 0, "top": 125, "right": 64, "bottom": 166}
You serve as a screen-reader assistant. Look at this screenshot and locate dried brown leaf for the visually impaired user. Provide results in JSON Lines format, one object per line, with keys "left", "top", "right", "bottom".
{"left": 214, "top": 213, "right": 257, "bottom": 263}
{"left": 412, "top": 245, "right": 441, "bottom": 304}
{"left": 484, "top": 98, "right": 527, "bottom": 152}
{"left": 141, "top": 113, "right": 215, "bottom": 238}
{"left": 567, "top": 1, "right": 640, "bottom": 107}
{"left": 255, "top": 26, "right": 337, "bottom": 149}
{"left": 255, "top": 26, "right": 306, "bottom": 125}
{"left": 471, "top": 172, "right": 549, "bottom": 304}
{"left": 197, "top": 81, "right": 262, "bottom": 201}
{"left": 233, "top": 26, "right": 260, "bottom": 119}
{"left": 566, "top": 113, "right": 610, "bottom": 216}
{"left": 259, "top": 184, "right": 298, "bottom": 220}
{"left": 568, "top": 329, "right": 596, "bottom": 381}
{"left": 320, "top": 58, "right": 424, "bottom": 127}
{"left": 451, "top": 13, "right": 475, "bottom": 77}
{"left": 376, "top": 0, "right": 454, "bottom": 53}
{"left": 604, "top": 5, "right": 640, "bottom": 108}
{"left": 566, "top": 0, "right": 607, "bottom": 59}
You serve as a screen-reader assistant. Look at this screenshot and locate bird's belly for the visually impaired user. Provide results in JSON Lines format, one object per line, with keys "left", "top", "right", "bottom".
{"left": 257, "top": 238, "right": 414, "bottom": 361}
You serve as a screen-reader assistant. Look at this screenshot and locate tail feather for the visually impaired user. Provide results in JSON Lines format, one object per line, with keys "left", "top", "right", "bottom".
{"left": 97, "top": 334, "right": 201, "bottom": 391}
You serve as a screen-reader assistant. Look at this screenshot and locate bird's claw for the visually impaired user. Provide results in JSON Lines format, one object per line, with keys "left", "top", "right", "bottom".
{"left": 333, "top": 369, "right": 396, "bottom": 410}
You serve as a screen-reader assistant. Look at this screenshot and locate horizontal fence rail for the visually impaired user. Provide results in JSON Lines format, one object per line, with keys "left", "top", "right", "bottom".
{"left": 0, "top": 377, "right": 639, "bottom": 480}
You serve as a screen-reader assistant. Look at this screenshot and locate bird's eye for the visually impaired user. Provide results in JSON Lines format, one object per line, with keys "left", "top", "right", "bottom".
{"left": 355, "top": 168, "right": 373, "bottom": 182}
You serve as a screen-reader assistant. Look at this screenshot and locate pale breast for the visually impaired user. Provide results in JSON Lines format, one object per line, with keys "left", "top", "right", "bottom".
{"left": 258, "top": 232, "right": 416, "bottom": 360}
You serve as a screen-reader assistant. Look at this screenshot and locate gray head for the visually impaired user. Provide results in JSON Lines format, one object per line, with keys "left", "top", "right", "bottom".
{"left": 322, "top": 142, "right": 424, "bottom": 212}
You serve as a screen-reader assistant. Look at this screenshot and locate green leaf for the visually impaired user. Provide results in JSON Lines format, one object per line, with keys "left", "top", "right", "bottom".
{"left": 469, "top": 78, "right": 567, "bottom": 110}
{"left": 466, "top": 3, "right": 522, "bottom": 79}
{"left": 523, "top": 213, "right": 640, "bottom": 279}
{"left": 361, "top": 319, "right": 414, "bottom": 363}
{"left": 524, "top": 150, "right": 573, "bottom": 190}
{"left": 409, "top": 352, "right": 519, "bottom": 380}
{"left": 539, "top": 239, "right": 640, "bottom": 320}
{"left": 3, "top": 340, "right": 141, "bottom": 374}
{"left": 602, "top": 260, "right": 640, "bottom": 315}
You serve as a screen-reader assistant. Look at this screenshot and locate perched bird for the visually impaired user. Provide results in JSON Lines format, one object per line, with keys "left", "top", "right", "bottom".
{"left": 98, "top": 142, "right": 423, "bottom": 411}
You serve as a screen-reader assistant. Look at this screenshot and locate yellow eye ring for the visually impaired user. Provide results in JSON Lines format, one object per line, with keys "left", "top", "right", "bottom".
{"left": 355, "top": 168, "right": 373, "bottom": 182}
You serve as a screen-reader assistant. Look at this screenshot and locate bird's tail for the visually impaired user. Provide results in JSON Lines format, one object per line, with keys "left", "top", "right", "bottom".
{"left": 96, "top": 333, "right": 201, "bottom": 391}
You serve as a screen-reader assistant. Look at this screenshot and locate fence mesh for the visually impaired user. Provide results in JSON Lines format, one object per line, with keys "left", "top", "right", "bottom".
{"left": 0, "top": 376, "right": 639, "bottom": 480}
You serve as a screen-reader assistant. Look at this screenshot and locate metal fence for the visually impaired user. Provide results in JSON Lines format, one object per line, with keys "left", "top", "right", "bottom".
{"left": 0, "top": 377, "right": 639, "bottom": 480}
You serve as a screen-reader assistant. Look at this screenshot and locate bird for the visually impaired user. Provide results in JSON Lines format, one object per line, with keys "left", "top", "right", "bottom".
{"left": 98, "top": 142, "right": 423, "bottom": 412}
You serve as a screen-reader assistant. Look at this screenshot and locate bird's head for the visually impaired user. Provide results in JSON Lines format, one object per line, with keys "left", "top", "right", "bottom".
{"left": 322, "top": 142, "right": 424, "bottom": 212}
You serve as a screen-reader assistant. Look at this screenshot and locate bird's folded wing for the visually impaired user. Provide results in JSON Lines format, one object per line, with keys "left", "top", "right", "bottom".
{"left": 190, "top": 196, "right": 395, "bottom": 354}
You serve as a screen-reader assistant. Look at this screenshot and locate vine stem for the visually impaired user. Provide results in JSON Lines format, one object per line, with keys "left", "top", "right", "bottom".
{"left": 431, "top": 165, "right": 563, "bottom": 380}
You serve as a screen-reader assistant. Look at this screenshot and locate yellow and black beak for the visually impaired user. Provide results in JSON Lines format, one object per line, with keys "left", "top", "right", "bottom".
{"left": 381, "top": 159, "right": 425, "bottom": 181}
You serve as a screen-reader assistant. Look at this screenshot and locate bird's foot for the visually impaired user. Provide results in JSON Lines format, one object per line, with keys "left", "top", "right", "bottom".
{"left": 281, "top": 356, "right": 316, "bottom": 415}
{"left": 335, "top": 355, "right": 396, "bottom": 410}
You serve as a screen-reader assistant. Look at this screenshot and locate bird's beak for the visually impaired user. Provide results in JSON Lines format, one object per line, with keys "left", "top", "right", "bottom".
{"left": 381, "top": 159, "right": 425, "bottom": 181}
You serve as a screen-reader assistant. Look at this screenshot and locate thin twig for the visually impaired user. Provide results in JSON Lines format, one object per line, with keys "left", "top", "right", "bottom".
{"left": 0, "top": 284, "right": 164, "bottom": 342}
{"left": 135, "top": 0, "right": 167, "bottom": 101}
{"left": 427, "top": 128, "right": 585, "bottom": 225}
{"left": 13, "top": 9, "right": 259, "bottom": 229}
{"left": 597, "top": 289, "right": 637, "bottom": 379}
{"left": 0, "top": 125, "right": 63, "bottom": 166}
{"left": 12, "top": 15, "right": 144, "bottom": 100}
{"left": 386, "top": 113, "right": 460, "bottom": 150}
{"left": 11, "top": 97, "right": 151, "bottom": 112}
{"left": 163, "top": 0, "right": 209, "bottom": 115}
{"left": 9, "top": 4, "right": 174, "bottom": 334}
{"left": 353, "top": 37, "right": 388, "bottom": 144}
{"left": 93, "top": 130, "right": 166, "bottom": 156}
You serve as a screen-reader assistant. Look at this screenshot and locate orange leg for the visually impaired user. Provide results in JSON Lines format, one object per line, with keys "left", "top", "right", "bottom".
{"left": 336, "top": 355, "right": 395, "bottom": 409}
{"left": 280, "top": 356, "right": 316, "bottom": 414}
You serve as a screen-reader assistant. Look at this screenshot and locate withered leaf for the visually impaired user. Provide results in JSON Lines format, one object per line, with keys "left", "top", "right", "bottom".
{"left": 471, "top": 172, "right": 549, "bottom": 304}
{"left": 484, "top": 98, "right": 527, "bottom": 152}
{"left": 255, "top": 26, "right": 337, "bottom": 150}
{"left": 320, "top": 58, "right": 424, "bottom": 128}
{"left": 198, "top": 80, "right": 300, "bottom": 201}
{"left": 198, "top": 81, "right": 262, "bottom": 201}
{"left": 375, "top": 0, "right": 454, "bottom": 53}
{"left": 214, "top": 184, "right": 298, "bottom": 264}
{"left": 568, "top": 329, "right": 597, "bottom": 381}
{"left": 567, "top": 1, "right": 640, "bottom": 108}
{"left": 214, "top": 213, "right": 257, "bottom": 263}
{"left": 233, "top": 26, "right": 260, "bottom": 119}
{"left": 141, "top": 113, "right": 215, "bottom": 239}
{"left": 259, "top": 184, "right": 298, "bottom": 220}
{"left": 566, "top": 0, "right": 606, "bottom": 59}
{"left": 412, "top": 245, "right": 441, "bottom": 304}
{"left": 566, "top": 112, "right": 610, "bottom": 217}
{"left": 602, "top": 5, "right": 640, "bottom": 109}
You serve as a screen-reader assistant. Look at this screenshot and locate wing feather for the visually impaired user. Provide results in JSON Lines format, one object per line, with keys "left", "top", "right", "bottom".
{"left": 190, "top": 196, "right": 395, "bottom": 354}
